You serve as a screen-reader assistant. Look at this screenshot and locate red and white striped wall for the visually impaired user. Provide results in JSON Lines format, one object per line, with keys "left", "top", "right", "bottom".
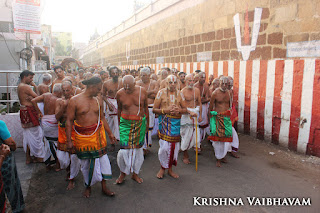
{"left": 121, "top": 59, "right": 320, "bottom": 157}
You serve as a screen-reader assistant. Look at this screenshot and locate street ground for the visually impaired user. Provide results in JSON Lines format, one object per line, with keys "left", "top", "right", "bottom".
{"left": 15, "top": 133, "right": 320, "bottom": 213}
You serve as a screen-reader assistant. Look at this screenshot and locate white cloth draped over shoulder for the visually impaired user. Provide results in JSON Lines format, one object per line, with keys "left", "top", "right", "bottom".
{"left": 180, "top": 107, "right": 201, "bottom": 151}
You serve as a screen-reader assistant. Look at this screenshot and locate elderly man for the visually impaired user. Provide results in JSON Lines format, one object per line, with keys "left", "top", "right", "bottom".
{"left": 38, "top": 74, "right": 52, "bottom": 95}
{"left": 159, "top": 68, "right": 170, "bottom": 89}
{"left": 18, "top": 70, "right": 45, "bottom": 164}
{"left": 31, "top": 83, "right": 62, "bottom": 170}
{"left": 136, "top": 67, "right": 158, "bottom": 153}
{"left": 180, "top": 74, "right": 202, "bottom": 164}
{"left": 208, "top": 77, "right": 233, "bottom": 167}
{"left": 153, "top": 75, "right": 187, "bottom": 179}
{"left": 194, "top": 71, "right": 210, "bottom": 149}
{"left": 102, "top": 66, "right": 123, "bottom": 144}
{"left": 66, "top": 77, "right": 116, "bottom": 198}
{"left": 209, "top": 78, "right": 220, "bottom": 97}
{"left": 116, "top": 75, "right": 148, "bottom": 184}
{"left": 55, "top": 81, "right": 81, "bottom": 190}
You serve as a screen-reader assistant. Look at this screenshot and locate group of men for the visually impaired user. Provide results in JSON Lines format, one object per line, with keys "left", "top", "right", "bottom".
{"left": 16, "top": 64, "right": 239, "bottom": 198}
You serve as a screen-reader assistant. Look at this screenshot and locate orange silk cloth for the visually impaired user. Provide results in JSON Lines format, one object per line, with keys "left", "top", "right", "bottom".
{"left": 57, "top": 122, "right": 75, "bottom": 153}
{"left": 73, "top": 121, "right": 108, "bottom": 159}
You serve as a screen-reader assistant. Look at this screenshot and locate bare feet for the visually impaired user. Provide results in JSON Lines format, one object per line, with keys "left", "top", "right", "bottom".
{"left": 230, "top": 152, "right": 240, "bottom": 158}
{"left": 83, "top": 187, "right": 91, "bottom": 198}
{"left": 143, "top": 149, "right": 149, "bottom": 156}
{"left": 101, "top": 180, "right": 115, "bottom": 196}
{"left": 67, "top": 180, "right": 75, "bottom": 190}
{"left": 183, "top": 151, "right": 190, "bottom": 164}
{"left": 157, "top": 168, "right": 165, "bottom": 179}
{"left": 168, "top": 168, "right": 179, "bottom": 179}
{"left": 131, "top": 173, "right": 143, "bottom": 184}
{"left": 55, "top": 161, "right": 61, "bottom": 172}
{"left": 221, "top": 158, "right": 227, "bottom": 163}
{"left": 216, "top": 160, "right": 221, "bottom": 167}
{"left": 183, "top": 158, "right": 191, "bottom": 164}
{"left": 116, "top": 172, "right": 126, "bottom": 184}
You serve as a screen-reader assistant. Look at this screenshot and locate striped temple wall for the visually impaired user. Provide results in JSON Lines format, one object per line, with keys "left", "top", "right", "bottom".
{"left": 121, "top": 59, "right": 320, "bottom": 157}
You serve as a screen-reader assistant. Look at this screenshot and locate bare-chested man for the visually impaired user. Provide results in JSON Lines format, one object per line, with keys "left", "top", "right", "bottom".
{"left": 52, "top": 66, "right": 65, "bottom": 91}
{"left": 18, "top": 70, "right": 45, "bottom": 164}
{"left": 153, "top": 75, "right": 187, "bottom": 179}
{"left": 178, "top": 72, "right": 186, "bottom": 89}
{"left": 31, "top": 83, "right": 62, "bottom": 170}
{"left": 55, "top": 81, "right": 81, "bottom": 190}
{"left": 208, "top": 77, "right": 233, "bottom": 167}
{"left": 116, "top": 75, "right": 148, "bottom": 184}
{"left": 136, "top": 67, "right": 158, "bottom": 153}
{"left": 180, "top": 74, "right": 202, "bottom": 164}
{"left": 38, "top": 74, "right": 52, "bottom": 95}
{"left": 76, "top": 69, "right": 85, "bottom": 90}
{"left": 102, "top": 66, "right": 123, "bottom": 144}
{"left": 66, "top": 77, "right": 116, "bottom": 198}
{"left": 194, "top": 71, "right": 210, "bottom": 148}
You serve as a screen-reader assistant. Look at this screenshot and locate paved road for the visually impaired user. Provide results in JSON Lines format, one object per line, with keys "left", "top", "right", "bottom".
{"left": 15, "top": 134, "right": 320, "bottom": 213}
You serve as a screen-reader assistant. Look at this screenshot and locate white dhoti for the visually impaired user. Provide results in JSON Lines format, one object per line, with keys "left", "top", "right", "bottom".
{"left": 117, "top": 148, "right": 144, "bottom": 175}
{"left": 180, "top": 107, "right": 201, "bottom": 151}
{"left": 41, "top": 114, "right": 58, "bottom": 138}
{"left": 105, "top": 97, "right": 119, "bottom": 140}
{"left": 152, "top": 117, "right": 159, "bottom": 136}
{"left": 230, "top": 127, "right": 239, "bottom": 152}
{"left": 56, "top": 151, "right": 81, "bottom": 179}
{"left": 22, "top": 126, "right": 46, "bottom": 158}
{"left": 42, "top": 115, "right": 59, "bottom": 165}
{"left": 80, "top": 154, "right": 112, "bottom": 187}
{"left": 144, "top": 106, "right": 155, "bottom": 149}
{"left": 158, "top": 139, "right": 180, "bottom": 169}
{"left": 211, "top": 141, "right": 232, "bottom": 160}
{"left": 198, "top": 103, "right": 209, "bottom": 142}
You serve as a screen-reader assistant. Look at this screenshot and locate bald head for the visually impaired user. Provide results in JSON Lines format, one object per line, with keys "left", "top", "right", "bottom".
{"left": 151, "top": 74, "right": 157, "bottom": 81}
{"left": 123, "top": 75, "right": 135, "bottom": 93}
{"left": 166, "top": 75, "right": 178, "bottom": 91}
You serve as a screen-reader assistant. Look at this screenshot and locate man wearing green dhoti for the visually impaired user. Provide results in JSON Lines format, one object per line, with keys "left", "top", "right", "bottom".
{"left": 116, "top": 75, "right": 149, "bottom": 184}
{"left": 208, "top": 77, "right": 233, "bottom": 167}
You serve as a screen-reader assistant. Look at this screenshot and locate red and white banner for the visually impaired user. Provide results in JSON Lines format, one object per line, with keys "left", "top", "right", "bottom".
{"left": 121, "top": 59, "right": 320, "bottom": 157}
{"left": 12, "top": 0, "right": 41, "bottom": 36}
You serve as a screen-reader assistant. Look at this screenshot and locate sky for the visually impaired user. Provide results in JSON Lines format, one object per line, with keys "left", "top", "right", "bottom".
{"left": 41, "top": 0, "right": 137, "bottom": 43}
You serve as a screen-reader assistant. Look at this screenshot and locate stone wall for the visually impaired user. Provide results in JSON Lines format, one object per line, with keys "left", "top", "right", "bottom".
{"left": 83, "top": 0, "right": 320, "bottom": 67}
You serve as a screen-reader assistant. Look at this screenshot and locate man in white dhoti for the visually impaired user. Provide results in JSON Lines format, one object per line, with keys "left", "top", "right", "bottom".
{"left": 116, "top": 76, "right": 148, "bottom": 184}
{"left": 66, "top": 77, "right": 116, "bottom": 197}
{"left": 55, "top": 81, "right": 81, "bottom": 190}
{"left": 194, "top": 72, "right": 210, "bottom": 150}
{"left": 17, "top": 70, "right": 45, "bottom": 164}
{"left": 136, "top": 67, "right": 158, "bottom": 154}
{"left": 153, "top": 75, "right": 188, "bottom": 179}
{"left": 180, "top": 74, "right": 202, "bottom": 164}
{"left": 208, "top": 77, "right": 233, "bottom": 167}
{"left": 31, "top": 83, "right": 62, "bottom": 170}
{"left": 102, "top": 66, "right": 123, "bottom": 149}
